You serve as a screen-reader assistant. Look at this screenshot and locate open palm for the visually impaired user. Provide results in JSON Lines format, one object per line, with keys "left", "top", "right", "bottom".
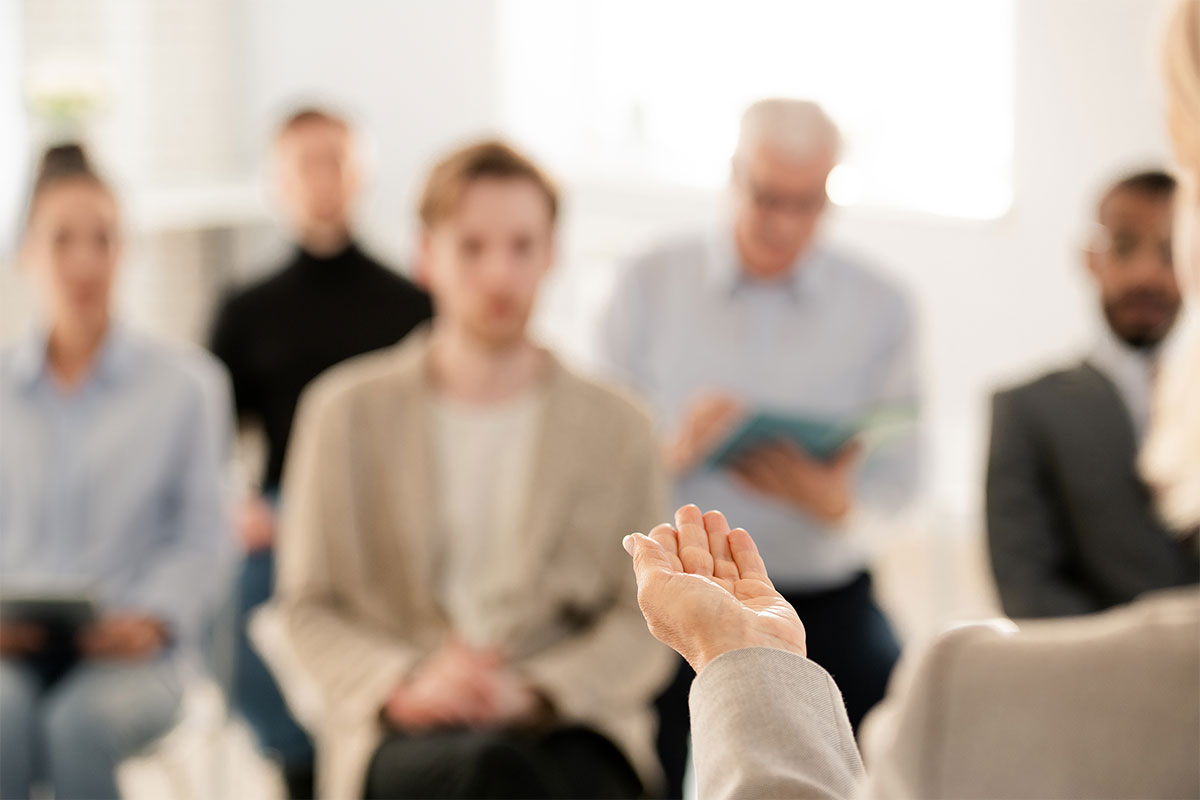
{"left": 625, "top": 505, "right": 807, "bottom": 672}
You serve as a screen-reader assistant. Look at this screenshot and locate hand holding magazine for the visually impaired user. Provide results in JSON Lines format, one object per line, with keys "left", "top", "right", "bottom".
{"left": 706, "top": 406, "right": 917, "bottom": 468}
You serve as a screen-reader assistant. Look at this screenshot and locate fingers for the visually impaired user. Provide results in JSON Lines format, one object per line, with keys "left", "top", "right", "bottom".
{"left": 674, "top": 505, "right": 715, "bottom": 577}
{"left": 77, "top": 627, "right": 105, "bottom": 657}
{"left": 627, "top": 507, "right": 756, "bottom": 587}
{"left": 730, "top": 456, "right": 781, "bottom": 495}
{"left": 648, "top": 523, "right": 684, "bottom": 571}
{"left": 624, "top": 532, "right": 678, "bottom": 593}
{"left": 702, "top": 510, "right": 738, "bottom": 582}
{"left": 79, "top": 621, "right": 126, "bottom": 658}
{"left": 757, "top": 442, "right": 807, "bottom": 473}
{"left": 729, "top": 527, "right": 772, "bottom": 585}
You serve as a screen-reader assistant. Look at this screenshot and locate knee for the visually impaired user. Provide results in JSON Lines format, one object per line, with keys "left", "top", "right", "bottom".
{"left": 43, "top": 670, "right": 179, "bottom": 761}
{"left": 458, "top": 732, "right": 544, "bottom": 794}
{"left": 42, "top": 685, "right": 115, "bottom": 757}
{"left": 0, "top": 661, "right": 38, "bottom": 742}
{"left": 464, "top": 731, "right": 529, "bottom": 766}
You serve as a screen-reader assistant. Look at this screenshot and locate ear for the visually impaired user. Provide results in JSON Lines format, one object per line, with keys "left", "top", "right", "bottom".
{"left": 414, "top": 230, "right": 434, "bottom": 289}
{"left": 1084, "top": 243, "right": 1101, "bottom": 281}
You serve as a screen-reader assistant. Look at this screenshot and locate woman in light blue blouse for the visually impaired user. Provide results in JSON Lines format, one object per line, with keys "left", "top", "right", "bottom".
{"left": 0, "top": 144, "right": 234, "bottom": 800}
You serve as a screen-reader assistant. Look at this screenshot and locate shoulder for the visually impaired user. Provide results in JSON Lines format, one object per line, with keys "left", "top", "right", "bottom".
{"left": 214, "top": 264, "right": 293, "bottom": 317}
{"left": 0, "top": 341, "right": 20, "bottom": 375}
{"left": 299, "top": 333, "right": 424, "bottom": 422}
{"left": 358, "top": 250, "right": 430, "bottom": 297}
{"left": 619, "top": 230, "right": 712, "bottom": 287}
{"left": 0, "top": 340, "right": 31, "bottom": 395}
{"left": 919, "top": 593, "right": 1200, "bottom": 683}
{"left": 124, "top": 333, "right": 233, "bottom": 437}
{"left": 132, "top": 332, "right": 228, "bottom": 393}
{"left": 993, "top": 365, "right": 1087, "bottom": 411}
{"left": 131, "top": 336, "right": 232, "bottom": 422}
{"left": 551, "top": 357, "right": 657, "bottom": 444}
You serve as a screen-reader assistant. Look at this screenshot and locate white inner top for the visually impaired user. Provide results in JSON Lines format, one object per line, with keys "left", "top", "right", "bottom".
{"left": 430, "top": 388, "right": 545, "bottom": 647}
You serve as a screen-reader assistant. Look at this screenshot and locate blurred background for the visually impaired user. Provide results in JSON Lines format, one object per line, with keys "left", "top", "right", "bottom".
{"left": 0, "top": 0, "right": 1182, "bottom": 793}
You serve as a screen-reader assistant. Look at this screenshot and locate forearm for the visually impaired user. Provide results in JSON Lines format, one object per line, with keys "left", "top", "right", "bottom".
{"left": 690, "top": 647, "right": 864, "bottom": 800}
{"left": 129, "top": 543, "right": 232, "bottom": 645}
{"left": 278, "top": 598, "right": 422, "bottom": 722}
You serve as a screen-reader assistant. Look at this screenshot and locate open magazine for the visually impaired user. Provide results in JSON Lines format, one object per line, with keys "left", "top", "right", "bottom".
{"left": 706, "top": 406, "right": 917, "bottom": 468}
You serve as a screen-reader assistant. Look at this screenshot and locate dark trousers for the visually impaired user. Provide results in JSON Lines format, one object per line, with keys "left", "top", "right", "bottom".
{"left": 653, "top": 571, "right": 900, "bottom": 799}
{"left": 364, "top": 725, "right": 642, "bottom": 800}
{"left": 233, "top": 548, "right": 315, "bottom": 797}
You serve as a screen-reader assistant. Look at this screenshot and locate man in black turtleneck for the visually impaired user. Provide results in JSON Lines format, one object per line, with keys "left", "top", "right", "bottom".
{"left": 208, "top": 108, "right": 431, "bottom": 798}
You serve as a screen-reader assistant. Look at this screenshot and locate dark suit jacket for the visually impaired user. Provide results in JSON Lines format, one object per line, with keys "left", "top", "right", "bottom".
{"left": 986, "top": 361, "right": 1198, "bottom": 618}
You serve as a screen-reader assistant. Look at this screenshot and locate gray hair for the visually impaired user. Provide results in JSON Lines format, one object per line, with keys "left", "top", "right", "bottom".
{"left": 735, "top": 98, "right": 842, "bottom": 163}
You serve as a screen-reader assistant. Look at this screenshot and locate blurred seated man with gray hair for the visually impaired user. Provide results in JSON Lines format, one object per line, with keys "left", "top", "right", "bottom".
{"left": 598, "top": 97, "right": 920, "bottom": 797}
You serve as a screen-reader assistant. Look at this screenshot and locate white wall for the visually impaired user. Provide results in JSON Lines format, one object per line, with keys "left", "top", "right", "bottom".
{"left": 879, "top": 0, "right": 1175, "bottom": 520}
{"left": 232, "top": 0, "right": 1176, "bottom": 534}
{"left": 236, "top": 0, "right": 504, "bottom": 274}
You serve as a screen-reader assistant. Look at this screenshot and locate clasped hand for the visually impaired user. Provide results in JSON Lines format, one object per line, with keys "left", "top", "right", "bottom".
{"left": 384, "top": 638, "right": 544, "bottom": 730}
{"left": 0, "top": 615, "right": 168, "bottom": 660}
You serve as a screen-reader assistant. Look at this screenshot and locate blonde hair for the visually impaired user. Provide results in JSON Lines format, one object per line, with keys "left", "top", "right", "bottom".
{"left": 735, "top": 98, "right": 841, "bottom": 163}
{"left": 1141, "top": 0, "right": 1200, "bottom": 532}
{"left": 418, "top": 139, "right": 559, "bottom": 229}
{"left": 1163, "top": 0, "right": 1200, "bottom": 169}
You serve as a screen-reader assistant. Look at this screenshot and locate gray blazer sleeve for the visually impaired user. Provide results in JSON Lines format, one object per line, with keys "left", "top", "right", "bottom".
{"left": 985, "top": 389, "right": 1103, "bottom": 617}
{"left": 690, "top": 647, "right": 865, "bottom": 800}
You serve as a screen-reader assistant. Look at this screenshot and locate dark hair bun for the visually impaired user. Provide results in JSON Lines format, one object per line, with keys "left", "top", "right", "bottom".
{"left": 36, "top": 142, "right": 94, "bottom": 184}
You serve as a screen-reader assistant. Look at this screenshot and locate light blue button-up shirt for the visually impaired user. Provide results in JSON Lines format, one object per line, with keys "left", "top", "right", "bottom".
{"left": 599, "top": 229, "right": 920, "bottom": 589}
{"left": 0, "top": 323, "right": 234, "bottom": 652}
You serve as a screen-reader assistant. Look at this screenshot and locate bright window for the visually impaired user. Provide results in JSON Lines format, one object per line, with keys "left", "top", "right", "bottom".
{"left": 498, "top": 0, "right": 1014, "bottom": 220}
{"left": 1, "top": 1, "right": 25, "bottom": 252}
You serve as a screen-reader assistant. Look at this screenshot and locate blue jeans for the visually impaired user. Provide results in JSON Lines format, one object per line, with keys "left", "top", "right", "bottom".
{"left": 0, "top": 657, "right": 181, "bottom": 800}
{"left": 233, "top": 547, "right": 313, "bottom": 770}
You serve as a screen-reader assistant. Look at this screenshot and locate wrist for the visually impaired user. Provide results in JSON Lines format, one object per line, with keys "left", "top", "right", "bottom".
{"left": 690, "top": 631, "right": 759, "bottom": 673}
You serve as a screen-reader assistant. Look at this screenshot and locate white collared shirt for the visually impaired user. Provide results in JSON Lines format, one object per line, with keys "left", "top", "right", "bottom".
{"left": 598, "top": 228, "right": 920, "bottom": 589}
{"left": 1089, "top": 326, "right": 1161, "bottom": 442}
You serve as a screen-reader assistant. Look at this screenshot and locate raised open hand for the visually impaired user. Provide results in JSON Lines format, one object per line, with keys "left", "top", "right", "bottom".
{"left": 623, "top": 505, "right": 807, "bottom": 672}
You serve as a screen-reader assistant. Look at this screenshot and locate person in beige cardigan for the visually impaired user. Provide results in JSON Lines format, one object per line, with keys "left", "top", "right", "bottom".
{"left": 271, "top": 140, "right": 674, "bottom": 799}
{"left": 623, "top": 2, "right": 1200, "bottom": 797}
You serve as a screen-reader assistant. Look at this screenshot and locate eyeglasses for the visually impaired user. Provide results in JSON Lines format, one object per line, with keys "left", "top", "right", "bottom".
{"left": 741, "top": 174, "right": 828, "bottom": 217}
{"left": 1087, "top": 225, "right": 1173, "bottom": 267}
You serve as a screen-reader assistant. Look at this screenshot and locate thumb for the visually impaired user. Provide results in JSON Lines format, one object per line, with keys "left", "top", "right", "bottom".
{"left": 624, "top": 533, "right": 676, "bottom": 587}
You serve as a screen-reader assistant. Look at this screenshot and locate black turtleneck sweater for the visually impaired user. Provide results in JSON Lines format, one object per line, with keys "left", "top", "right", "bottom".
{"left": 209, "top": 242, "right": 433, "bottom": 490}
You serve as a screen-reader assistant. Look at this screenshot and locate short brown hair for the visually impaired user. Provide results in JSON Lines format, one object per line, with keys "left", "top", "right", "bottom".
{"left": 1098, "top": 169, "right": 1177, "bottom": 220}
{"left": 275, "top": 106, "right": 350, "bottom": 140}
{"left": 418, "top": 139, "right": 559, "bottom": 229}
{"left": 24, "top": 142, "right": 113, "bottom": 236}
